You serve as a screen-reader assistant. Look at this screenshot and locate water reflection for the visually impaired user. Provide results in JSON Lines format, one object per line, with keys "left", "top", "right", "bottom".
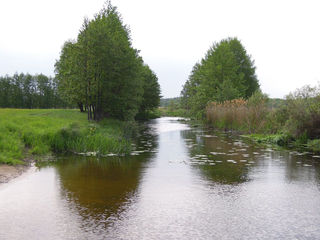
{"left": 181, "top": 127, "right": 320, "bottom": 185}
{"left": 1, "top": 117, "right": 320, "bottom": 239}
{"left": 181, "top": 130, "right": 250, "bottom": 183}
{"left": 50, "top": 122, "right": 158, "bottom": 229}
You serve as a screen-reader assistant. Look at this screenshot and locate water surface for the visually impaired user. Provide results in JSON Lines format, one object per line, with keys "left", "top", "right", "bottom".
{"left": 1, "top": 117, "right": 320, "bottom": 239}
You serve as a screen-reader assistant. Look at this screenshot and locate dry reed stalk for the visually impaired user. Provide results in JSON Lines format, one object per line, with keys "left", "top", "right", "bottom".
{"left": 206, "top": 98, "right": 268, "bottom": 132}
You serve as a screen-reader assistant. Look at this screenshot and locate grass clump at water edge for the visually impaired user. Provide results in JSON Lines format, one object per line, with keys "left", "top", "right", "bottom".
{"left": 0, "top": 109, "right": 132, "bottom": 165}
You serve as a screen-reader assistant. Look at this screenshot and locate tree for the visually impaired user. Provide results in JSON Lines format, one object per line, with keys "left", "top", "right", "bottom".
{"left": 0, "top": 73, "right": 67, "bottom": 109}
{"left": 55, "top": 1, "right": 160, "bottom": 121}
{"left": 55, "top": 40, "right": 87, "bottom": 111}
{"left": 138, "top": 64, "right": 161, "bottom": 114}
{"left": 181, "top": 37, "right": 259, "bottom": 117}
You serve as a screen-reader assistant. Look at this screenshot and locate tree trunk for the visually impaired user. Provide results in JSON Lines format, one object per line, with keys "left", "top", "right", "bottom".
{"left": 78, "top": 102, "right": 84, "bottom": 112}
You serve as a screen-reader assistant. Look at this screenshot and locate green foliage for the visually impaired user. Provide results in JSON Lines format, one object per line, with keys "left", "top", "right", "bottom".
{"left": 267, "top": 98, "right": 286, "bottom": 109}
{"left": 246, "top": 134, "right": 292, "bottom": 146}
{"left": 181, "top": 37, "right": 259, "bottom": 117}
{"left": 0, "top": 109, "right": 132, "bottom": 165}
{"left": 135, "top": 109, "right": 161, "bottom": 120}
{"left": 160, "top": 97, "right": 180, "bottom": 107}
{"left": 283, "top": 84, "right": 320, "bottom": 139}
{"left": 307, "top": 139, "right": 320, "bottom": 153}
{"left": 55, "top": 2, "right": 160, "bottom": 121}
{"left": 207, "top": 83, "right": 320, "bottom": 152}
{"left": 158, "top": 97, "right": 191, "bottom": 117}
{"left": 137, "top": 65, "right": 161, "bottom": 116}
{"left": 0, "top": 73, "right": 69, "bottom": 108}
{"left": 159, "top": 107, "right": 190, "bottom": 117}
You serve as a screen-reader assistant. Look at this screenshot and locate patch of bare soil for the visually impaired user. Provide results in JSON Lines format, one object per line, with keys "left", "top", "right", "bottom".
{"left": 0, "top": 159, "right": 32, "bottom": 184}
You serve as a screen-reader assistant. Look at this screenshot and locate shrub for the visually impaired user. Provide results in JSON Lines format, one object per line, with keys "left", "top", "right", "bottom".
{"left": 283, "top": 84, "right": 320, "bottom": 139}
{"left": 307, "top": 139, "right": 320, "bottom": 153}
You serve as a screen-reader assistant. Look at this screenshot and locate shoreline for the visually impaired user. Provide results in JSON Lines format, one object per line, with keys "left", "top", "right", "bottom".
{"left": 0, "top": 157, "right": 33, "bottom": 184}
{"left": 0, "top": 164, "right": 30, "bottom": 184}
{"left": 177, "top": 116, "right": 320, "bottom": 154}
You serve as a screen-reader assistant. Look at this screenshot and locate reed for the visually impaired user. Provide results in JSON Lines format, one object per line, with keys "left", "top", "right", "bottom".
{"left": 206, "top": 92, "right": 269, "bottom": 133}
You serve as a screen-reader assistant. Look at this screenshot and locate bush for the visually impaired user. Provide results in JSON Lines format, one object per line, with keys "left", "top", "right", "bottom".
{"left": 307, "top": 139, "right": 320, "bottom": 153}
{"left": 283, "top": 84, "right": 320, "bottom": 139}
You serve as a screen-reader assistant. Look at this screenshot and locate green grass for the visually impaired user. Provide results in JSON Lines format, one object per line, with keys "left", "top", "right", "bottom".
{"left": 244, "top": 133, "right": 320, "bottom": 153}
{"left": 0, "top": 109, "right": 132, "bottom": 165}
{"left": 244, "top": 133, "right": 292, "bottom": 146}
{"left": 307, "top": 139, "right": 320, "bottom": 153}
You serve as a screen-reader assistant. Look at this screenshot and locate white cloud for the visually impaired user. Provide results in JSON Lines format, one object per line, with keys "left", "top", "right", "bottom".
{"left": 1, "top": 0, "right": 319, "bottom": 98}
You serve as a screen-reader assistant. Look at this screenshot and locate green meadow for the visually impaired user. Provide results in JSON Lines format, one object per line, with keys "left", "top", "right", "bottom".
{"left": 0, "top": 109, "right": 132, "bottom": 165}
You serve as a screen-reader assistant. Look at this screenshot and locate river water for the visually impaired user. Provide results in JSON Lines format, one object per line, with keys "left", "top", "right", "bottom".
{"left": 1, "top": 117, "right": 320, "bottom": 239}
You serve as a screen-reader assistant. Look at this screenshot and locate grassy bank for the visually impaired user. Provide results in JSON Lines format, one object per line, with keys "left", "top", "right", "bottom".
{"left": 244, "top": 134, "right": 320, "bottom": 153}
{"left": 205, "top": 86, "right": 320, "bottom": 153}
{"left": 0, "top": 109, "right": 132, "bottom": 165}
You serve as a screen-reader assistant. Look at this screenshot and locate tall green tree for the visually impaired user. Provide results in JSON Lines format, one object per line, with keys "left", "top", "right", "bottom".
{"left": 138, "top": 64, "right": 161, "bottom": 114}
{"left": 55, "top": 1, "right": 160, "bottom": 121}
{"left": 181, "top": 37, "right": 259, "bottom": 117}
{"left": 55, "top": 40, "right": 87, "bottom": 111}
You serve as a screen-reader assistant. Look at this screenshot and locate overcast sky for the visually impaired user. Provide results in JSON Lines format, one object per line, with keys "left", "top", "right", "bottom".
{"left": 1, "top": 0, "right": 319, "bottom": 98}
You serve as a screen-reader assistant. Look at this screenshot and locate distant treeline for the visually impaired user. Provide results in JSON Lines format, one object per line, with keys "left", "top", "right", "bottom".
{"left": 160, "top": 97, "right": 180, "bottom": 107}
{"left": 0, "top": 73, "right": 69, "bottom": 109}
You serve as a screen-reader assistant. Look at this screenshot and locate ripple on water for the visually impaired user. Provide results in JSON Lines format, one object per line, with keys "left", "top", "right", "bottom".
{"left": 2, "top": 117, "right": 320, "bottom": 240}
{"left": 227, "top": 153, "right": 239, "bottom": 156}
{"left": 303, "top": 164, "right": 312, "bottom": 167}
{"left": 210, "top": 152, "right": 226, "bottom": 155}
{"left": 227, "top": 160, "right": 237, "bottom": 164}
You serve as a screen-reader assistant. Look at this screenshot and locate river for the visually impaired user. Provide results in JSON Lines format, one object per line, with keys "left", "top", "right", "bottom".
{"left": 1, "top": 117, "right": 320, "bottom": 239}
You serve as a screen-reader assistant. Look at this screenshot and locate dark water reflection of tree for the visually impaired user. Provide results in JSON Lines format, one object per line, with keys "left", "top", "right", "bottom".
{"left": 181, "top": 129, "right": 250, "bottom": 184}
{"left": 51, "top": 122, "right": 158, "bottom": 228}
{"left": 181, "top": 127, "right": 320, "bottom": 185}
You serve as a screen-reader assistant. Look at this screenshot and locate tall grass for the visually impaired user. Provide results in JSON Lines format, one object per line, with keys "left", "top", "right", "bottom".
{"left": 206, "top": 99, "right": 247, "bottom": 130}
{"left": 206, "top": 86, "right": 320, "bottom": 152}
{"left": 0, "top": 109, "right": 131, "bottom": 165}
{"left": 206, "top": 91, "right": 269, "bottom": 133}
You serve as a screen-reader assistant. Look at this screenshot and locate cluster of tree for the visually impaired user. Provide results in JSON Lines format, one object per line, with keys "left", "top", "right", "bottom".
{"left": 55, "top": 2, "right": 160, "bottom": 121}
{"left": 181, "top": 37, "right": 259, "bottom": 117}
{"left": 160, "top": 97, "right": 181, "bottom": 107}
{"left": 0, "top": 73, "right": 68, "bottom": 108}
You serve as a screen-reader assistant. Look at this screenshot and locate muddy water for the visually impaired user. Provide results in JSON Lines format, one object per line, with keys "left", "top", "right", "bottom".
{"left": 1, "top": 117, "right": 320, "bottom": 239}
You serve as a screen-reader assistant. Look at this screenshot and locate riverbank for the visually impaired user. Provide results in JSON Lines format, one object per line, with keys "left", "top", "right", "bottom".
{"left": 0, "top": 162, "right": 30, "bottom": 184}
{"left": 0, "top": 109, "right": 133, "bottom": 166}
{"left": 1, "top": 117, "right": 320, "bottom": 239}
{"left": 160, "top": 106, "right": 320, "bottom": 154}
{"left": 243, "top": 133, "right": 320, "bottom": 153}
